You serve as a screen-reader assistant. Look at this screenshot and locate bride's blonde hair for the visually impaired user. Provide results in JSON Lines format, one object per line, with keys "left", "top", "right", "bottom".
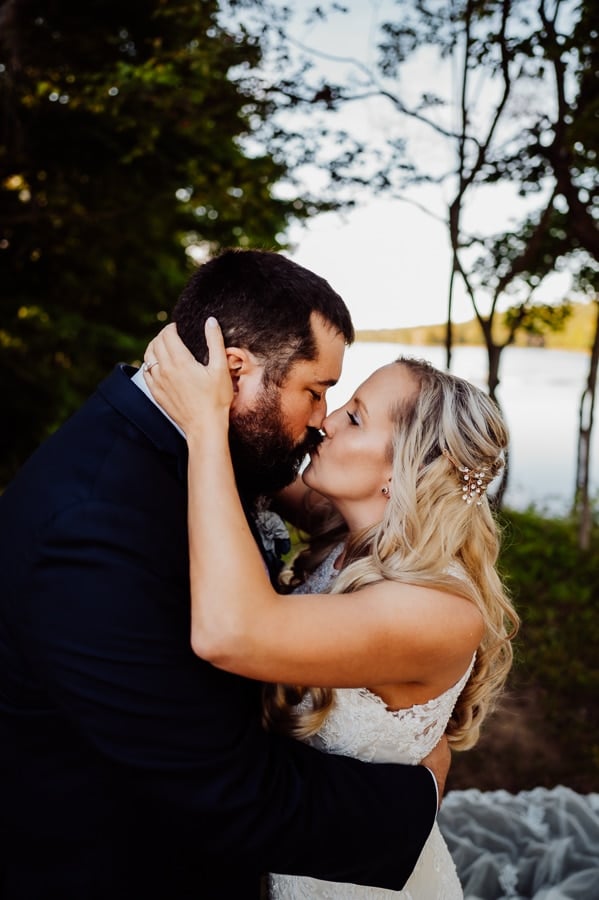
{"left": 263, "top": 357, "right": 519, "bottom": 751}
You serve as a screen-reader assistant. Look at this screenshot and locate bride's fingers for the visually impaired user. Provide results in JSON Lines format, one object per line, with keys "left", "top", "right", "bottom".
{"left": 143, "top": 336, "right": 157, "bottom": 366}
{"left": 143, "top": 325, "right": 174, "bottom": 370}
{"left": 204, "top": 318, "right": 234, "bottom": 407}
{"left": 143, "top": 325, "right": 189, "bottom": 382}
{"left": 148, "top": 324, "right": 177, "bottom": 368}
{"left": 204, "top": 317, "right": 228, "bottom": 372}
{"left": 142, "top": 319, "right": 232, "bottom": 408}
{"left": 145, "top": 321, "right": 225, "bottom": 374}
{"left": 159, "top": 323, "right": 196, "bottom": 366}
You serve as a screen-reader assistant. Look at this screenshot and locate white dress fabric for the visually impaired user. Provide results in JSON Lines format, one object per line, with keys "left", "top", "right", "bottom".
{"left": 269, "top": 546, "right": 470, "bottom": 899}
{"left": 438, "top": 786, "right": 599, "bottom": 900}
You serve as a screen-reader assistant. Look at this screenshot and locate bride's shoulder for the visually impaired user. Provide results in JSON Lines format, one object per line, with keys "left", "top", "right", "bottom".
{"left": 360, "top": 578, "right": 484, "bottom": 649}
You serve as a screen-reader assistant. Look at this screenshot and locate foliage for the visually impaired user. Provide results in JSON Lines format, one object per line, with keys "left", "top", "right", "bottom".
{"left": 267, "top": 1, "right": 598, "bottom": 385}
{"left": 355, "top": 299, "right": 595, "bottom": 351}
{"left": 0, "top": 0, "right": 315, "bottom": 486}
{"left": 450, "top": 507, "right": 599, "bottom": 792}
{"left": 286, "top": 506, "right": 599, "bottom": 791}
{"left": 503, "top": 300, "right": 573, "bottom": 342}
{"left": 273, "top": 0, "right": 598, "bottom": 517}
{"left": 500, "top": 507, "right": 599, "bottom": 689}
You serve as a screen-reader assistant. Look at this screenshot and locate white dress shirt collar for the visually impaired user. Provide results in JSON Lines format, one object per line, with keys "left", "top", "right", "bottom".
{"left": 130, "top": 367, "right": 186, "bottom": 439}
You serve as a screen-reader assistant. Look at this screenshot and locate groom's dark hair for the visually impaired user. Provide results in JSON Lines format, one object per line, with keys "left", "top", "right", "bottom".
{"left": 172, "top": 249, "right": 354, "bottom": 384}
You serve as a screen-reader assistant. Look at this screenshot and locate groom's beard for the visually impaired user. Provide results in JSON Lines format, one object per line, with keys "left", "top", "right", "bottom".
{"left": 229, "top": 383, "right": 323, "bottom": 504}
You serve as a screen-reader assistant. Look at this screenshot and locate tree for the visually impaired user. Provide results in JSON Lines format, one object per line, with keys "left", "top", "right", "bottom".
{"left": 0, "top": 0, "right": 312, "bottom": 485}
{"left": 571, "top": 264, "right": 599, "bottom": 550}
{"left": 520, "top": 0, "right": 599, "bottom": 539}
{"left": 260, "top": 0, "right": 598, "bottom": 514}
{"left": 466, "top": 0, "right": 599, "bottom": 519}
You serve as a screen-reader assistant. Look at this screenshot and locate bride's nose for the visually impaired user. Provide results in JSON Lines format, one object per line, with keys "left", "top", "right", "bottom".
{"left": 321, "top": 409, "right": 339, "bottom": 438}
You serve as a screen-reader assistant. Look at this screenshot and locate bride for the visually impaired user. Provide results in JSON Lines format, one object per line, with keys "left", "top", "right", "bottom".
{"left": 144, "top": 320, "right": 519, "bottom": 898}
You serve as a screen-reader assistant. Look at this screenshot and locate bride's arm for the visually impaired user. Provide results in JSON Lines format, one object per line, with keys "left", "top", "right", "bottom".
{"left": 145, "top": 323, "right": 482, "bottom": 690}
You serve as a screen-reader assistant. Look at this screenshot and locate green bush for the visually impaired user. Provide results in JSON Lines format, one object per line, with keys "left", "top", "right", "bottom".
{"left": 450, "top": 508, "right": 599, "bottom": 792}
{"left": 500, "top": 509, "right": 599, "bottom": 691}
{"left": 285, "top": 508, "right": 599, "bottom": 791}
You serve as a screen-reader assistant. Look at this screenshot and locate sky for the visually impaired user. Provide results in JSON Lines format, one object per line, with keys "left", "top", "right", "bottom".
{"left": 274, "top": 0, "right": 570, "bottom": 330}
{"left": 286, "top": 198, "right": 460, "bottom": 331}
{"left": 280, "top": 0, "right": 458, "bottom": 329}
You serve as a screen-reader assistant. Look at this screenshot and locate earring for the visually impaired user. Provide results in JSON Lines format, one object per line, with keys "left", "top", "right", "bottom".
{"left": 381, "top": 486, "right": 389, "bottom": 496}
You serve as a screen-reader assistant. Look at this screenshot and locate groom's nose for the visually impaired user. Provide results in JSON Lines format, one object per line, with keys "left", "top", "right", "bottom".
{"left": 308, "top": 398, "right": 327, "bottom": 429}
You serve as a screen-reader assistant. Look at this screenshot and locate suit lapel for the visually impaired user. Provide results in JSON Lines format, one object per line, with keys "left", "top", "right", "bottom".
{"left": 97, "top": 365, "right": 276, "bottom": 579}
{"left": 97, "top": 364, "right": 189, "bottom": 480}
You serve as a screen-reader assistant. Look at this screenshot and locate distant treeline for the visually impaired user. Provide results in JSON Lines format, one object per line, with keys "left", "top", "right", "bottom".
{"left": 356, "top": 301, "right": 595, "bottom": 351}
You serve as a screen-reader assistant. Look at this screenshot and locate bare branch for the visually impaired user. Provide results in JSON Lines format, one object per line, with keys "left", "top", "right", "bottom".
{"left": 493, "top": 188, "right": 559, "bottom": 297}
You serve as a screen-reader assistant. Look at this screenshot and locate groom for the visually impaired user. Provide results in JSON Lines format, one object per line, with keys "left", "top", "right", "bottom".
{"left": 0, "top": 250, "right": 444, "bottom": 899}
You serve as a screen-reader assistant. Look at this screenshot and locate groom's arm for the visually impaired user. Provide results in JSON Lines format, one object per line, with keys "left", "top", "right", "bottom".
{"left": 421, "top": 737, "right": 449, "bottom": 805}
{"left": 23, "top": 500, "right": 438, "bottom": 890}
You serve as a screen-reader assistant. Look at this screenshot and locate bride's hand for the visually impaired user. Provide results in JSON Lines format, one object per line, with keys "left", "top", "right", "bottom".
{"left": 142, "top": 319, "right": 233, "bottom": 435}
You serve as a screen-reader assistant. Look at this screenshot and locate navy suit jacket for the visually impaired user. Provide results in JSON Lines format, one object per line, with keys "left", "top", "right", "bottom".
{"left": 0, "top": 365, "right": 436, "bottom": 899}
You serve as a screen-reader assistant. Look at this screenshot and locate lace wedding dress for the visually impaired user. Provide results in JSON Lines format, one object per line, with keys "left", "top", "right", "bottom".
{"left": 269, "top": 547, "right": 471, "bottom": 899}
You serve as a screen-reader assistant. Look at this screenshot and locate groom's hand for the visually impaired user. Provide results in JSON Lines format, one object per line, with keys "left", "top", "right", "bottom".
{"left": 421, "top": 735, "right": 451, "bottom": 809}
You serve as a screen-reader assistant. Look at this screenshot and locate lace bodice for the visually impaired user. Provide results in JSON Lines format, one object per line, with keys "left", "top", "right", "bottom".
{"left": 299, "top": 664, "right": 473, "bottom": 767}
{"left": 296, "top": 544, "right": 345, "bottom": 594}
{"left": 292, "top": 544, "right": 474, "bottom": 765}
{"left": 269, "top": 547, "right": 470, "bottom": 898}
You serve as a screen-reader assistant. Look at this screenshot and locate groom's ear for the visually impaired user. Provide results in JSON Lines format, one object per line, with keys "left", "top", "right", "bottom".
{"left": 225, "top": 346, "right": 265, "bottom": 406}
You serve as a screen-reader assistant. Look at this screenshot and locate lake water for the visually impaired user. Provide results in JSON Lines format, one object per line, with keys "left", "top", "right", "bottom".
{"left": 323, "top": 342, "right": 598, "bottom": 516}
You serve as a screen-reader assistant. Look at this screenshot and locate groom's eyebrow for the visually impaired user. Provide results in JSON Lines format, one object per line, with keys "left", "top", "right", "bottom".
{"left": 315, "top": 378, "right": 338, "bottom": 387}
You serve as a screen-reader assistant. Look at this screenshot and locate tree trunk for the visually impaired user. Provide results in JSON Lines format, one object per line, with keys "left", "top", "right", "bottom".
{"left": 445, "top": 261, "right": 456, "bottom": 372}
{"left": 483, "top": 337, "right": 509, "bottom": 510}
{"left": 574, "top": 299, "right": 599, "bottom": 551}
{"left": 487, "top": 341, "right": 502, "bottom": 404}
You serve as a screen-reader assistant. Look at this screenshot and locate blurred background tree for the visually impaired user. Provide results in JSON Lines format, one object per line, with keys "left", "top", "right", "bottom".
{"left": 260, "top": 0, "right": 598, "bottom": 528}
{"left": 0, "top": 0, "right": 319, "bottom": 485}
{"left": 2, "top": 0, "right": 597, "bottom": 523}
